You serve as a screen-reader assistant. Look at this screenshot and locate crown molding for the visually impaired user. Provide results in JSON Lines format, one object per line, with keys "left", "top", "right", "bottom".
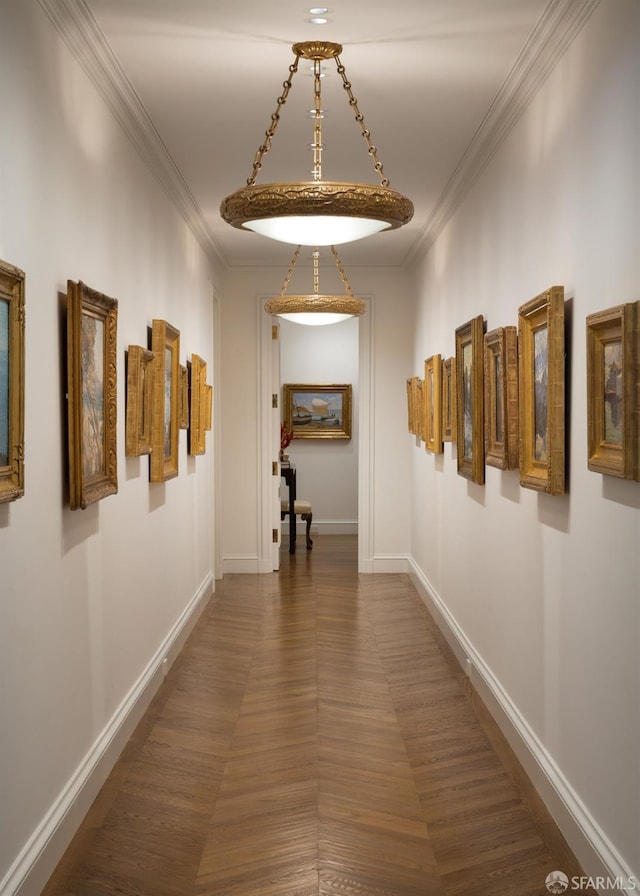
{"left": 405, "top": 0, "right": 600, "bottom": 267}
{"left": 37, "top": 0, "right": 227, "bottom": 269}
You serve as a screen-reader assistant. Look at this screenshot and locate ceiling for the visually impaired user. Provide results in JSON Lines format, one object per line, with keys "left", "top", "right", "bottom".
{"left": 66, "top": 0, "right": 571, "bottom": 270}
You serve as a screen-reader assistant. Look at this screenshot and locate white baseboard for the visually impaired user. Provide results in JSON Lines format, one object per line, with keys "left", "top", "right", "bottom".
{"left": 2, "top": 574, "right": 213, "bottom": 896}
{"left": 407, "top": 557, "right": 637, "bottom": 892}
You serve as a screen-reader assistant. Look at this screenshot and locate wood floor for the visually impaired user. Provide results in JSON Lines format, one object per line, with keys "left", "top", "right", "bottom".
{"left": 43, "top": 535, "right": 593, "bottom": 896}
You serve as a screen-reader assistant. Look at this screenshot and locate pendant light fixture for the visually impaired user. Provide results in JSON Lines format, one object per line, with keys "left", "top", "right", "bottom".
{"left": 221, "top": 41, "right": 413, "bottom": 246}
{"left": 264, "top": 245, "right": 366, "bottom": 326}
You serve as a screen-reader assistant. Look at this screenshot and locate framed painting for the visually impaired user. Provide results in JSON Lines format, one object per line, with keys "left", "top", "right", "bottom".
{"left": 518, "top": 286, "right": 565, "bottom": 494}
{"left": 178, "top": 364, "right": 189, "bottom": 430}
{"left": 484, "top": 326, "right": 519, "bottom": 470}
{"left": 455, "top": 315, "right": 485, "bottom": 484}
{"left": 442, "top": 356, "right": 456, "bottom": 443}
{"left": 150, "top": 319, "right": 180, "bottom": 482}
{"left": 424, "top": 354, "right": 443, "bottom": 453}
{"left": 125, "top": 345, "right": 154, "bottom": 457}
{"left": 586, "top": 302, "right": 638, "bottom": 480}
{"left": 0, "top": 259, "right": 25, "bottom": 504}
{"left": 283, "top": 384, "right": 352, "bottom": 439}
{"left": 67, "top": 280, "right": 118, "bottom": 509}
{"left": 189, "top": 353, "right": 208, "bottom": 456}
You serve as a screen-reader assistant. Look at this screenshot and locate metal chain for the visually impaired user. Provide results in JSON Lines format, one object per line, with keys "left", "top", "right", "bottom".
{"left": 247, "top": 55, "right": 301, "bottom": 187}
{"left": 278, "top": 246, "right": 301, "bottom": 296}
{"left": 313, "top": 248, "right": 320, "bottom": 294}
{"left": 335, "top": 56, "right": 390, "bottom": 187}
{"left": 330, "top": 246, "right": 354, "bottom": 295}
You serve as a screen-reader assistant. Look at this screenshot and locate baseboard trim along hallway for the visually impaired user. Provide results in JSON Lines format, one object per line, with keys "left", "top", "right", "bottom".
{"left": 40, "top": 538, "right": 597, "bottom": 896}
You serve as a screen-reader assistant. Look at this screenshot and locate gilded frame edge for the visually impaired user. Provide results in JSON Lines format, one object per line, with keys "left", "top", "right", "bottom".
{"left": 484, "top": 326, "right": 519, "bottom": 470}
{"left": 178, "top": 364, "right": 189, "bottom": 430}
{"left": 442, "top": 357, "right": 456, "bottom": 443}
{"left": 0, "top": 259, "right": 25, "bottom": 504}
{"left": 189, "top": 353, "right": 207, "bottom": 456}
{"left": 424, "top": 354, "right": 443, "bottom": 453}
{"left": 67, "top": 280, "right": 118, "bottom": 509}
{"left": 586, "top": 301, "right": 639, "bottom": 480}
{"left": 125, "top": 344, "right": 154, "bottom": 457}
{"left": 455, "top": 315, "right": 485, "bottom": 484}
{"left": 150, "top": 318, "right": 180, "bottom": 482}
{"left": 518, "top": 286, "right": 565, "bottom": 495}
{"left": 283, "top": 383, "right": 353, "bottom": 440}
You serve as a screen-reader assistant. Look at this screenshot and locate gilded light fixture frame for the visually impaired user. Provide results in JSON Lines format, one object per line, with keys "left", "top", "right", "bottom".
{"left": 67, "top": 280, "right": 118, "bottom": 509}
{"left": 518, "top": 286, "right": 565, "bottom": 495}
{"left": 264, "top": 245, "right": 366, "bottom": 321}
{"left": 220, "top": 41, "right": 413, "bottom": 243}
{"left": 0, "top": 259, "right": 25, "bottom": 504}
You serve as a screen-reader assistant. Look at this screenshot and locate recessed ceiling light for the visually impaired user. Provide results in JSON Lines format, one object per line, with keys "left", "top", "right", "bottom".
{"left": 307, "top": 16, "right": 329, "bottom": 24}
{"left": 309, "top": 7, "right": 329, "bottom": 13}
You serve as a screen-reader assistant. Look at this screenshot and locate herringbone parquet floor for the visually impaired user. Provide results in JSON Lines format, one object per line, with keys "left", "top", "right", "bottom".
{"left": 43, "top": 536, "right": 592, "bottom": 896}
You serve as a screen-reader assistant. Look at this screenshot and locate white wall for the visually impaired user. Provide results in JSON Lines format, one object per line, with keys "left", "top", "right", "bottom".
{"left": 408, "top": 0, "right": 639, "bottom": 884}
{"left": 280, "top": 317, "right": 359, "bottom": 532}
{"left": 220, "top": 265, "right": 413, "bottom": 570}
{"left": 0, "top": 3, "right": 219, "bottom": 893}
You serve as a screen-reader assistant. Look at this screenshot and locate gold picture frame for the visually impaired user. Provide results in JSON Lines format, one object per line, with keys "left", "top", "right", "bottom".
{"left": 125, "top": 345, "right": 154, "bottom": 457}
{"left": 189, "top": 353, "right": 208, "bottom": 456}
{"left": 455, "top": 315, "right": 485, "bottom": 484}
{"left": 442, "top": 357, "right": 456, "bottom": 443}
{"left": 424, "top": 354, "right": 443, "bottom": 453}
{"left": 0, "top": 259, "right": 25, "bottom": 504}
{"left": 178, "top": 364, "right": 189, "bottom": 430}
{"left": 150, "top": 319, "right": 180, "bottom": 482}
{"left": 284, "top": 384, "right": 352, "bottom": 440}
{"left": 518, "top": 286, "right": 565, "bottom": 495}
{"left": 67, "top": 280, "right": 118, "bottom": 509}
{"left": 586, "top": 302, "right": 639, "bottom": 480}
{"left": 484, "top": 326, "right": 519, "bottom": 470}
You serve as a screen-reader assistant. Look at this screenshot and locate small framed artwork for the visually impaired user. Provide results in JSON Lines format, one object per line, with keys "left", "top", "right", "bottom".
{"left": 442, "top": 357, "right": 456, "bottom": 443}
{"left": 67, "top": 280, "right": 118, "bottom": 509}
{"left": 0, "top": 259, "right": 25, "bottom": 504}
{"left": 484, "top": 326, "right": 519, "bottom": 470}
{"left": 150, "top": 319, "right": 180, "bottom": 482}
{"left": 125, "top": 345, "right": 154, "bottom": 457}
{"left": 407, "top": 376, "right": 422, "bottom": 438}
{"left": 424, "top": 354, "right": 443, "bottom": 453}
{"left": 518, "top": 286, "right": 565, "bottom": 494}
{"left": 178, "top": 364, "right": 189, "bottom": 430}
{"left": 204, "top": 385, "right": 213, "bottom": 431}
{"left": 283, "top": 384, "right": 352, "bottom": 439}
{"left": 189, "top": 353, "right": 207, "bottom": 456}
{"left": 586, "top": 302, "right": 638, "bottom": 480}
{"left": 455, "top": 315, "right": 485, "bottom": 484}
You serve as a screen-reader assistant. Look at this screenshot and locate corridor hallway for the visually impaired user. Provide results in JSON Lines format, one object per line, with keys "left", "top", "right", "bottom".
{"left": 43, "top": 536, "right": 591, "bottom": 896}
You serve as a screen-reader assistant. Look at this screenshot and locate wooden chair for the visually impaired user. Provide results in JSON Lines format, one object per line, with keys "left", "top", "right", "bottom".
{"left": 280, "top": 499, "right": 313, "bottom": 550}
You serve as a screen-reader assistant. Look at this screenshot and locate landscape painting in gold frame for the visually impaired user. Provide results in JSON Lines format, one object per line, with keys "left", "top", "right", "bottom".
{"left": 178, "top": 364, "right": 189, "bottom": 430}
{"left": 484, "top": 327, "right": 519, "bottom": 470}
{"left": 284, "top": 384, "right": 352, "bottom": 440}
{"left": 586, "top": 302, "right": 638, "bottom": 480}
{"left": 0, "top": 259, "right": 25, "bottom": 504}
{"left": 442, "top": 357, "right": 456, "bottom": 443}
{"left": 150, "top": 319, "right": 180, "bottom": 482}
{"left": 125, "top": 344, "right": 153, "bottom": 457}
{"left": 67, "top": 280, "right": 118, "bottom": 509}
{"left": 455, "top": 315, "right": 485, "bottom": 484}
{"left": 424, "top": 354, "right": 443, "bottom": 453}
{"left": 518, "top": 286, "right": 565, "bottom": 495}
{"left": 189, "top": 353, "right": 207, "bottom": 456}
